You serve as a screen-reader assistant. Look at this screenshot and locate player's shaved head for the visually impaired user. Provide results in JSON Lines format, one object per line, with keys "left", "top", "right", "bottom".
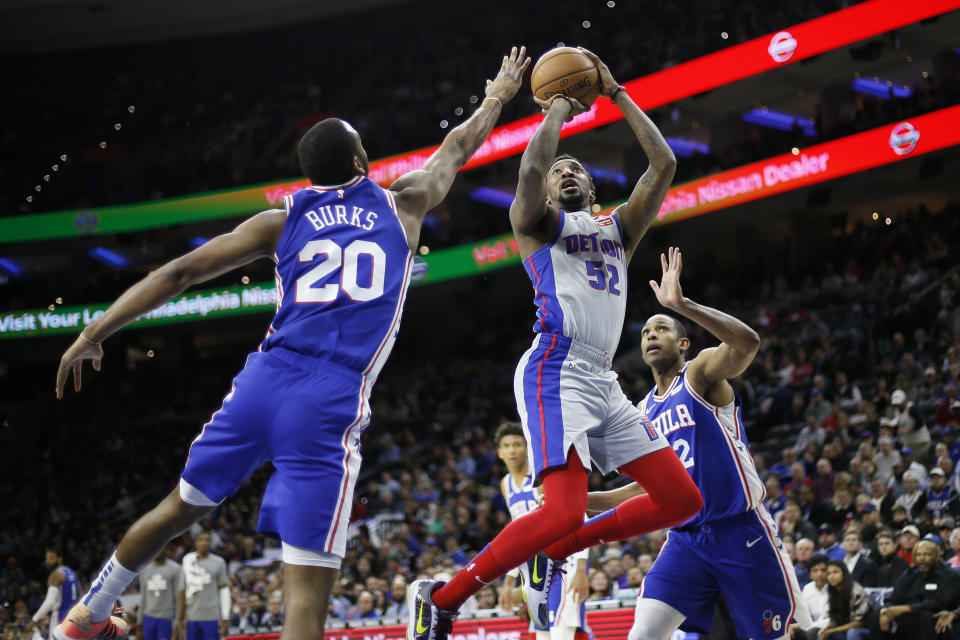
{"left": 299, "top": 118, "right": 368, "bottom": 185}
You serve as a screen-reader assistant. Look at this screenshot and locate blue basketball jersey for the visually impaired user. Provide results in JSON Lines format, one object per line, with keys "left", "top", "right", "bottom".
{"left": 58, "top": 566, "right": 80, "bottom": 622}
{"left": 503, "top": 472, "right": 539, "bottom": 520}
{"left": 639, "top": 364, "right": 765, "bottom": 528}
{"left": 261, "top": 176, "right": 414, "bottom": 379}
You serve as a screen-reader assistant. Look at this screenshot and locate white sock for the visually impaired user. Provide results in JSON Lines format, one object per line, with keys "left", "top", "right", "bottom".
{"left": 81, "top": 553, "right": 138, "bottom": 621}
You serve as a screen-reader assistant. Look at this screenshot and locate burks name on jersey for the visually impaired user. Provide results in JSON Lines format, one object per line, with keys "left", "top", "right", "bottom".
{"left": 303, "top": 202, "right": 378, "bottom": 232}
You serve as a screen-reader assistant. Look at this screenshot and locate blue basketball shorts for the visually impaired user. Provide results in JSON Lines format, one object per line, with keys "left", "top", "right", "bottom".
{"left": 639, "top": 507, "right": 810, "bottom": 638}
{"left": 180, "top": 347, "right": 368, "bottom": 557}
{"left": 185, "top": 620, "right": 219, "bottom": 640}
{"left": 514, "top": 333, "right": 668, "bottom": 480}
{"left": 142, "top": 616, "right": 173, "bottom": 640}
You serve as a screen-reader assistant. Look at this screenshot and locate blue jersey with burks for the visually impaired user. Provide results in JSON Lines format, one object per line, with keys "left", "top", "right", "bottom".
{"left": 261, "top": 176, "right": 414, "bottom": 378}
{"left": 57, "top": 566, "right": 80, "bottom": 623}
{"left": 638, "top": 364, "right": 765, "bottom": 528}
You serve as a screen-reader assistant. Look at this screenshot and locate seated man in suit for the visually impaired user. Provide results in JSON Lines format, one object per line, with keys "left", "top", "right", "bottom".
{"left": 842, "top": 529, "right": 877, "bottom": 587}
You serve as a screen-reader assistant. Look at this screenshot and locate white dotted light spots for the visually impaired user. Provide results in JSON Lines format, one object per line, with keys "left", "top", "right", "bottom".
{"left": 241, "top": 276, "right": 250, "bottom": 284}
{"left": 114, "top": 123, "right": 122, "bottom": 131}
{"left": 147, "top": 349, "right": 155, "bottom": 358}
{"left": 721, "top": 32, "right": 729, "bottom": 39}
{"left": 43, "top": 174, "right": 50, "bottom": 181}
{"left": 440, "top": 120, "right": 449, "bottom": 128}
{"left": 591, "top": 204, "right": 601, "bottom": 213}
{"left": 419, "top": 246, "right": 430, "bottom": 255}
{"left": 791, "top": 147, "right": 800, "bottom": 155}
{"left": 25, "top": 196, "right": 32, "bottom": 202}
{"left": 56, "top": 297, "right": 63, "bottom": 304}
{"left": 885, "top": 218, "right": 892, "bottom": 225}
{"left": 52, "top": 164, "right": 59, "bottom": 172}
{"left": 48, "top": 305, "right": 55, "bottom": 311}
{"left": 454, "top": 107, "right": 463, "bottom": 116}
{"left": 128, "top": 105, "right": 135, "bottom": 113}
{"left": 582, "top": 20, "right": 591, "bottom": 28}
{"left": 469, "top": 95, "right": 478, "bottom": 104}
{"left": 607, "top": 0, "right": 615, "bottom": 7}
{"left": 99, "top": 141, "right": 107, "bottom": 149}
{"left": 872, "top": 212, "right": 879, "bottom": 220}
{"left": 34, "top": 185, "right": 41, "bottom": 191}
{"left": 60, "top": 154, "right": 67, "bottom": 161}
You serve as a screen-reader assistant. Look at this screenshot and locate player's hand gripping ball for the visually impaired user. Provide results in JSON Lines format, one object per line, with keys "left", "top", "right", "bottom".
{"left": 531, "top": 47, "right": 601, "bottom": 106}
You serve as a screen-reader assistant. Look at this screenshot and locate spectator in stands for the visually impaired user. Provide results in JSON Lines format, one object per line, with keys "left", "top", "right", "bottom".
{"left": 872, "top": 531, "right": 911, "bottom": 588}
{"left": 765, "top": 474, "right": 787, "bottom": 517}
{"left": 382, "top": 575, "right": 408, "bottom": 619}
{"left": 875, "top": 437, "right": 902, "bottom": 481}
{"left": 807, "top": 388, "right": 833, "bottom": 424}
{"left": 841, "top": 530, "right": 877, "bottom": 588}
{"left": 781, "top": 501, "right": 819, "bottom": 542}
{"left": 947, "top": 529, "right": 960, "bottom": 569}
{"left": 860, "top": 504, "right": 883, "bottom": 545}
{"left": 229, "top": 594, "right": 257, "bottom": 632}
{"left": 794, "top": 538, "right": 816, "bottom": 588}
{"left": 835, "top": 372, "right": 864, "bottom": 413}
{"left": 820, "top": 560, "right": 872, "bottom": 640}
{"left": 891, "top": 389, "right": 932, "bottom": 460}
{"left": 818, "top": 487, "right": 857, "bottom": 530}
{"left": 820, "top": 525, "right": 845, "bottom": 561}
{"left": 880, "top": 540, "right": 960, "bottom": 639}
{"left": 936, "top": 386, "right": 960, "bottom": 428}
{"left": 895, "top": 472, "right": 927, "bottom": 520}
{"left": 927, "top": 468, "right": 959, "bottom": 520}
{"left": 792, "top": 555, "right": 831, "bottom": 639}
{"left": 898, "top": 525, "right": 921, "bottom": 566}
{"left": 796, "top": 416, "right": 828, "bottom": 454}
{"left": 771, "top": 449, "right": 800, "bottom": 485}
{"left": 786, "top": 463, "right": 815, "bottom": 496}
{"left": 347, "top": 591, "right": 380, "bottom": 621}
{"left": 258, "top": 595, "right": 283, "bottom": 628}
{"left": 637, "top": 553, "right": 654, "bottom": 579}
{"left": 328, "top": 581, "right": 351, "bottom": 621}
{"left": 813, "top": 459, "right": 838, "bottom": 502}
{"left": 587, "top": 569, "right": 613, "bottom": 601}
{"left": 474, "top": 586, "right": 497, "bottom": 612}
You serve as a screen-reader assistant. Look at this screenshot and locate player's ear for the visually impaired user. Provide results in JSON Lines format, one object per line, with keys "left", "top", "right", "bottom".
{"left": 353, "top": 155, "right": 366, "bottom": 176}
{"left": 678, "top": 337, "right": 691, "bottom": 354}
{"left": 589, "top": 189, "right": 596, "bottom": 204}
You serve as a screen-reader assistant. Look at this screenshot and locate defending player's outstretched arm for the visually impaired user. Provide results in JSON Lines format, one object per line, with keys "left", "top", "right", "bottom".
{"left": 650, "top": 247, "right": 761, "bottom": 404}
{"left": 390, "top": 46, "right": 530, "bottom": 249}
{"left": 578, "top": 49, "right": 676, "bottom": 260}
{"left": 55, "top": 209, "right": 287, "bottom": 398}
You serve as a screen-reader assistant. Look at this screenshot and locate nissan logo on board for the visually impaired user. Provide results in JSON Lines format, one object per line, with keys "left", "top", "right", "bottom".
{"left": 768, "top": 31, "right": 797, "bottom": 63}
{"left": 889, "top": 122, "right": 920, "bottom": 155}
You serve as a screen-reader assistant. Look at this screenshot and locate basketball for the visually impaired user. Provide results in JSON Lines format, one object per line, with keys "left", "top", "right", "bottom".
{"left": 531, "top": 47, "right": 601, "bottom": 106}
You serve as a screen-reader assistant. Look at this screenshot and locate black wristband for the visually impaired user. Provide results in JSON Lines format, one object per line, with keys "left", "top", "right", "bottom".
{"left": 611, "top": 86, "right": 627, "bottom": 101}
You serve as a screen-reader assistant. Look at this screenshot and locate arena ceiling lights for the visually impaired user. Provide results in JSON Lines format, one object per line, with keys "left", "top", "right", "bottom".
{"left": 2, "top": 0, "right": 958, "bottom": 245}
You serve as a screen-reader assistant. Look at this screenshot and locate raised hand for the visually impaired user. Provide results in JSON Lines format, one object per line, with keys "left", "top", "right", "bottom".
{"left": 533, "top": 94, "right": 590, "bottom": 122}
{"left": 577, "top": 47, "right": 620, "bottom": 98}
{"left": 485, "top": 45, "right": 532, "bottom": 104}
{"left": 56, "top": 333, "right": 103, "bottom": 398}
{"left": 649, "top": 246, "right": 685, "bottom": 310}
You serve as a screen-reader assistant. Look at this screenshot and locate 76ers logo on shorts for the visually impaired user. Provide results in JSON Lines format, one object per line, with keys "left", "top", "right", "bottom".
{"left": 768, "top": 31, "right": 797, "bottom": 63}
{"left": 889, "top": 122, "right": 920, "bottom": 156}
{"left": 761, "top": 609, "right": 783, "bottom": 634}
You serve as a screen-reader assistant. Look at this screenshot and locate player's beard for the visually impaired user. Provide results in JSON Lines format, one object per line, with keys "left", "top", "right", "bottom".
{"left": 556, "top": 187, "right": 588, "bottom": 210}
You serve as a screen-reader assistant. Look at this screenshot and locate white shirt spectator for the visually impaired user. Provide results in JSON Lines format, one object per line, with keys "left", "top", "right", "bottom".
{"left": 800, "top": 581, "right": 830, "bottom": 631}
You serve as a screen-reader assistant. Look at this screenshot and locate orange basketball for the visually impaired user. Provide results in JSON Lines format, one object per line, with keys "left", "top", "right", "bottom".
{"left": 530, "top": 47, "right": 601, "bottom": 106}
